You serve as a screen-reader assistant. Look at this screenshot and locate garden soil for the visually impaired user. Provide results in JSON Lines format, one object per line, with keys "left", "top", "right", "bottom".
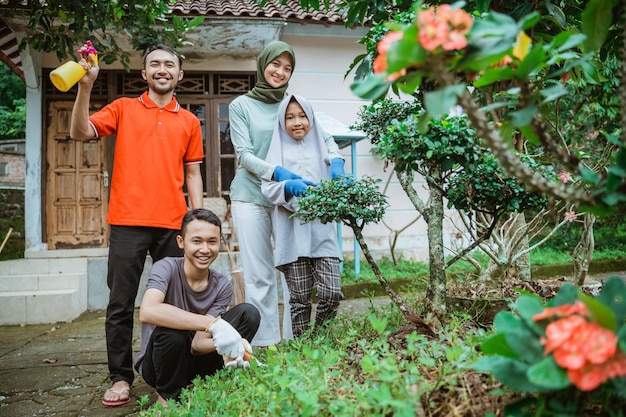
{"left": 0, "top": 271, "right": 623, "bottom": 417}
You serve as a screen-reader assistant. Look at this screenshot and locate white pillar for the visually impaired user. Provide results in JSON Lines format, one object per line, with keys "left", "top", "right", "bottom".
{"left": 21, "top": 46, "right": 44, "bottom": 253}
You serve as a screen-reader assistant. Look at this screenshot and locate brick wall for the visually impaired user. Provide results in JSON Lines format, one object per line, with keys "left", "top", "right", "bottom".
{"left": 0, "top": 152, "right": 25, "bottom": 188}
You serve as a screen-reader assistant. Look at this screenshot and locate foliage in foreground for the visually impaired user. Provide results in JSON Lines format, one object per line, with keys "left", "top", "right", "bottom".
{"left": 474, "top": 277, "right": 626, "bottom": 415}
{"left": 137, "top": 277, "right": 626, "bottom": 416}
{"left": 138, "top": 299, "right": 495, "bottom": 417}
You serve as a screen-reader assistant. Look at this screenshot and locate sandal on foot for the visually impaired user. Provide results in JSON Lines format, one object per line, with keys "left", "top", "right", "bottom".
{"left": 102, "top": 385, "right": 130, "bottom": 407}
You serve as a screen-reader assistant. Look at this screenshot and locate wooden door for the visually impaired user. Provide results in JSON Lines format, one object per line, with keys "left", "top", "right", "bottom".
{"left": 46, "top": 102, "right": 108, "bottom": 249}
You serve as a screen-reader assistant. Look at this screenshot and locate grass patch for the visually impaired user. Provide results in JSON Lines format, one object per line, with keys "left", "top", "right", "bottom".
{"left": 341, "top": 248, "right": 626, "bottom": 284}
{"left": 138, "top": 295, "right": 502, "bottom": 417}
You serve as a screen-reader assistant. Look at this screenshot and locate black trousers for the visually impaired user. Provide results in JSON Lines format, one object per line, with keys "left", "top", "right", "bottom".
{"left": 140, "top": 303, "right": 261, "bottom": 401}
{"left": 105, "top": 225, "right": 182, "bottom": 385}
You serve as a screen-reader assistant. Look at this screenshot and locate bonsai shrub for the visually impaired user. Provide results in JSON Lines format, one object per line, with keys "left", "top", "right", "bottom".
{"left": 296, "top": 176, "right": 434, "bottom": 333}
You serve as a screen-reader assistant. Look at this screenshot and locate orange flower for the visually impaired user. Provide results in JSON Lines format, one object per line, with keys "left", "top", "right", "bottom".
{"left": 417, "top": 5, "right": 473, "bottom": 52}
{"left": 541, "top": 314, "right": 586, "bottom": 355}
{"left": 373, "top": 31, "right": 404, "bottom": 75}
{"left": 533, "top": 301, "right": 588, "bottom": 321}
{"left": 580, "top": 323, "right": 617, "bottom": 365}
{"left": 567, "top": 350, "right": 626, "bottom": 391}
{"left": 604, "top": 350, "right": 626, "bottom": 379}
{"left": 568, "top": 362, "right": 607, "bottom": 391}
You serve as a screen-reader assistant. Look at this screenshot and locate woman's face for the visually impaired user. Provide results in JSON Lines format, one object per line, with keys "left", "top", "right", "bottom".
{"left": 264, "top": 52, "right": 293, "bottom": 88}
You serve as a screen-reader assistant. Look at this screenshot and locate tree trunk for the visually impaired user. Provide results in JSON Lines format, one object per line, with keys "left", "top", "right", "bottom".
{"left": 574, "top": 213, "right": 596, "bottom": 286}
{"left": 512, "top": 214, "right": 532, "bottom": 281}
{"left": 425, "top": 172, "right": 447, "bottom": 314}
{"left": 350, "top": 222, "right": 435, "bottom": 336}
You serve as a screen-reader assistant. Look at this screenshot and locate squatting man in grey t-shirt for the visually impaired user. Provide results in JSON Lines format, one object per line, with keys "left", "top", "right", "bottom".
{"left": 134, "top": 208, "right": 261, "bottom": 407}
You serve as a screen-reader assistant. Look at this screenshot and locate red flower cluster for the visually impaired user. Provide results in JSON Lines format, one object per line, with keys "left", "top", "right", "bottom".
{"left": 373, "top": 31, "right": 406, "bottom": 81}
{"left": 417, "top": 5, "right": 473, "bottom": 52}
{"left": 533, "top": 302, "right": 626, "bottom": 391}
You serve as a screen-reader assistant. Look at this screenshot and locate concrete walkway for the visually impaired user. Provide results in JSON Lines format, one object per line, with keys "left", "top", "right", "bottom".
{"left": 0, "top": 297, "right": 392, "bottom": 417}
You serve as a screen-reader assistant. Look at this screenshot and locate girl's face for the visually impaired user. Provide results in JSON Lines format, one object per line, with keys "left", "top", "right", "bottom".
{"left": 264, "top": 52, "right": 293, "bottom": 88}
{"left": 284, "top": 101, "right": 310, "bottom": 141}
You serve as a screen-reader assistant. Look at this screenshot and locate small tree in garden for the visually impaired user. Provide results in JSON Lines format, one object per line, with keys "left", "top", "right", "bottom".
{"left": 355, "top": 102, "right": 559, "bottom": 309}
{"left": 445, "top": 153, "right": 567, "bottom": 281}
{"left": 372, "top": 112, "right": 484, "bottom": 313}
{"left": 296, "top": 176, "right": 435, "bottom": 335}
{"left": 346, "top": 0, "right": 626, "bottom": 412}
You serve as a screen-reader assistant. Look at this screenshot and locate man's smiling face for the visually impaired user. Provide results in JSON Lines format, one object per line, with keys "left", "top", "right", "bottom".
{"left": 177, "top": 218, "right": 221, "bottom": 272}
{"left": 141, "top": 49, "right": 183, "bottom": 95}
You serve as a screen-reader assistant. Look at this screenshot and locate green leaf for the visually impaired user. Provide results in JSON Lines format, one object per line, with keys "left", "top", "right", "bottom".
{"left": 580, "top": 61, "right": 603, "bottom": 85}
{"left": 551, "top": 283, "right": 579, "bottom": 306}
{"left": 527, "top": 356, "right": 570, "bottom": 390}
{"left": 387, "top": 24, "right": 426, "bottom": 74}
{"left": 460, "top": 12, "right": 518, "bottom": 72}
{"left": 579, "top": 292, "right": 618, "bottom": 332}
{"left": 368, "top": 314, "right": 388, "bottom": 334}
{"left": 517, "top": 11, "right": 541, "bottom": 30}
{"left": 424, "top": 84, "right": 466, "bottom": 119}
{"left": 597, "top": 277, "right": 626, "bottom": 329}
{"left": 545, "top": 1, "right": 567, "bottom": 29}
{"left": 473, "top": 356, "right": 548, "bottom": 392}
{"left": 514, "top": 295, "right": 544, "bottom": 321}
{"left": 579, "top": 164, "right": 600, "bottom": 185}
{"left": 508, "top": 105, "right": 537, "bottom": 128}
{"left": 351, "top": 74, "right": 391, "bottom": 100}
{"left": 539, "top": 84, "right": 568, "bottom": 104}
{"left": 519, "top": 125, "right": 539, "bottom": 146}
{"left": 581, "top": 0, "right": 618, "bottom": 52}
{"left": 494, "top": 311, "right": 524, "bottom": 333}
{"left": 515, "top": 44, "right": 546, "bottom": 79}
{"left": 506, "top": 328, "right": 545, "bottom": 363}
{"left": 480, "top": 333, "right": 520, "bottom": 358}
{"left": 474, "top": 66, "right": 516, "bottom": 88}
{"left": 554, "top": 33, "right": 587, "bottom": 52}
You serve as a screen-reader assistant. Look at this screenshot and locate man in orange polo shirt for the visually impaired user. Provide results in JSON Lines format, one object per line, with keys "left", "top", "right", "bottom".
{"left": 69, "top": 45, "right": 204, "bottom": 407}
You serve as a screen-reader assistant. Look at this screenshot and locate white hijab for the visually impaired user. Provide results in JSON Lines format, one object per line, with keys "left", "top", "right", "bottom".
{"left": 264, "top": 94, "right": 330, "bottom": 182}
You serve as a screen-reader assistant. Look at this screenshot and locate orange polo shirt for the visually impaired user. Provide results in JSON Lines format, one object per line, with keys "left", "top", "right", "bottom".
{"left": 89, "top": 92, "right": 204, "bottom": 230}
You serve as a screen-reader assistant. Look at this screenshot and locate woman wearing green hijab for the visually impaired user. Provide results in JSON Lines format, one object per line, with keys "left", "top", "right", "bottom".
{"left": 228, "top": 41, "right": 342, "bottom": 347}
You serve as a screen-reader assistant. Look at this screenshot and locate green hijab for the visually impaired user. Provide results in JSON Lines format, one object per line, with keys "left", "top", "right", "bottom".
{"left": 246, "top": 41, "right": 295, "bottom": 104}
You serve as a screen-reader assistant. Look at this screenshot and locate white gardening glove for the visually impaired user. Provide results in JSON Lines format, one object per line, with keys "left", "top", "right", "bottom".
{"left": 207, "top": 318, "right": 245, "bottom": 362}
{"left": 224, "top": 339, "right": 253, "bottom": 369}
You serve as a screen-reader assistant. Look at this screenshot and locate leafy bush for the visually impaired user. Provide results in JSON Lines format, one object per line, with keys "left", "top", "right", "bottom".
{"left": 473, "top": 277, "right": 626, "bottom": 414}
{"left": 138, "top": 300, "right": 491, "bottom": 416}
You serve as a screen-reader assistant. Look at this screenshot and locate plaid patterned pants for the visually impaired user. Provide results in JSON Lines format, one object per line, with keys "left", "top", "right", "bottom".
{"left": 283, "top": 257, "right": 343, "bottom": 337}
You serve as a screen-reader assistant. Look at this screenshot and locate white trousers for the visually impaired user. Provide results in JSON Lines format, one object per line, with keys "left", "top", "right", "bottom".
{"left": 231, "top": 201, "right": 293, "bottom": 346}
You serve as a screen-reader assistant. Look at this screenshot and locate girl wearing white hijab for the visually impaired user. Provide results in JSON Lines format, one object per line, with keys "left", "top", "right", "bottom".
{"left": 229, "top": 41, "right": 344, "bottom": 346}
{"left": 261, "top": 95, "right": 343, "bottom": 337}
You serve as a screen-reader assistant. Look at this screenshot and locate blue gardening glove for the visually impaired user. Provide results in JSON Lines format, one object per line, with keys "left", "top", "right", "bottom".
{"left": 284, "top": 179, "right": 316, "bottom": 198}
{"left": 207, "top": 318, "right": 245, "bottom": 362}
{"left": 330, "top": 158, "right": 345, "bottom": 179}
{"left": 273, "top": 166, "right": 302, "bottom": 182}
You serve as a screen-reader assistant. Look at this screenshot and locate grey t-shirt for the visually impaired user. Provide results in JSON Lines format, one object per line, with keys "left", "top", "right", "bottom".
{"left": 134, "top": 257, "right": 233, "bottom": 372}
